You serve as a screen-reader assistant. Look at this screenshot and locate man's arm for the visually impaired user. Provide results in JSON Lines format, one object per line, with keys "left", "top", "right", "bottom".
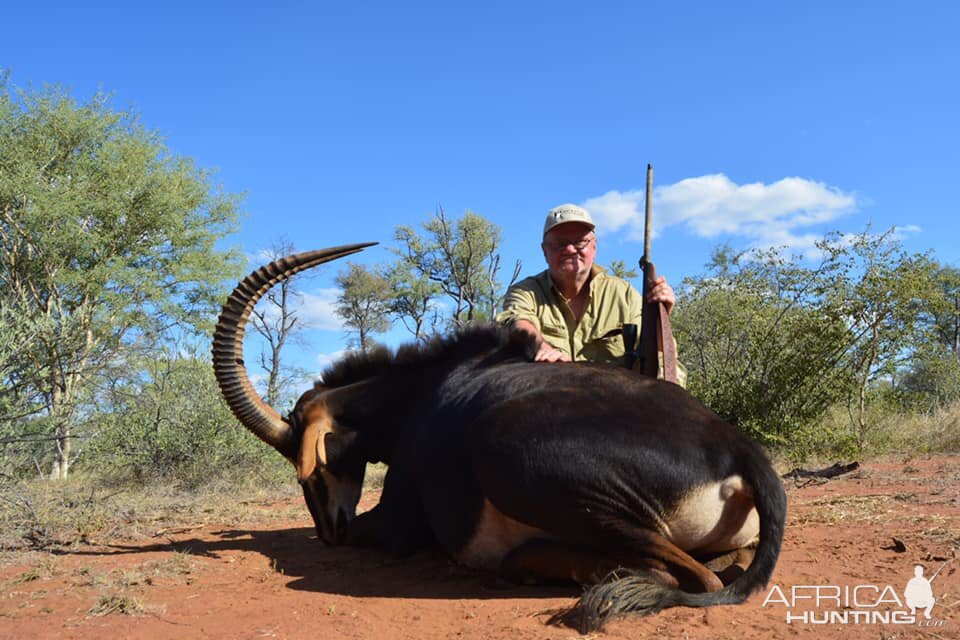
{"left": 511, "top": 319, "right": 572, "bottom": 363}
{"left": 496, "top": 282, "right": 572, "bottom": 363}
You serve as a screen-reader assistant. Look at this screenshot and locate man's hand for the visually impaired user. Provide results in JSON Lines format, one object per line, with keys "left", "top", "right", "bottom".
{"left": 513, "top": 319, "right": 572, "bottom": 363}
{"left": 535, "top": 342, "right": 572, "bottom": 362}
{"left": 646, "top": 276, "right": 675, "bottom": 315}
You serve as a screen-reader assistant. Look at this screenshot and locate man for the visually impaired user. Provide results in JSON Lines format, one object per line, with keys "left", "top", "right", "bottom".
{"left": 904, "top": 565, "right": 936, "bottom": 620}
{"left": 496, "top": 203, "right": 683, "bottom": 381}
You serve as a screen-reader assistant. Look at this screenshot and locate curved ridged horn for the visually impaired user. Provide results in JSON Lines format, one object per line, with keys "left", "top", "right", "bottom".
{"left": 212, "top": 243, "right": 377, "bottom": 459}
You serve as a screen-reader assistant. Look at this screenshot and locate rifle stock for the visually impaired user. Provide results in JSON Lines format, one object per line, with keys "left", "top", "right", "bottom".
{"left": 638, "top": 256, "right": 660, "bottom": 377}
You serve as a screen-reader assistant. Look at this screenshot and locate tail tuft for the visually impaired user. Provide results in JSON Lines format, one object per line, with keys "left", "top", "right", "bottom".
{"left": 550, "top": 569, "right": 680, "bottom": 633}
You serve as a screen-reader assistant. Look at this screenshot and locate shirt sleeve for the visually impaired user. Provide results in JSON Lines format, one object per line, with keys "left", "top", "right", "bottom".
{"left": 495, "top": 283, "right": 541, "bottom": 330}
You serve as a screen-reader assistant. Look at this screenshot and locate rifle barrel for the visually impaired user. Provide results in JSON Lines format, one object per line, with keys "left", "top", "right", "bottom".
{"left": 643, "top": 164, "right": 653, "bottom": 263}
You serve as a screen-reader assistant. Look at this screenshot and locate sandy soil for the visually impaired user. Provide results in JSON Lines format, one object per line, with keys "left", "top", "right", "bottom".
{"left": 1, "top": 455, "right": 957, "bottom": 640}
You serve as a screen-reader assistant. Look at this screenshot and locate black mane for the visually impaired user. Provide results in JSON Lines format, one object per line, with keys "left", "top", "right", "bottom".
{"left": 317, "top": 323, "right": 536, "bottom": 389}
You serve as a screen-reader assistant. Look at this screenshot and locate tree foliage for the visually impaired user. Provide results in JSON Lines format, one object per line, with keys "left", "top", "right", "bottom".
{"left": 86, "top": 348, "right": 287, "bottom": 488}
{"left": 608, "top": 259, "right": 639, "bottom": 280}
{"left": 334, "top": 262, "right": 392, "bottom": 352}
{"left": 393, "top": 208, "right": 519, "bottom": 328}
{"left": 673, "top": 246, "right": 854, "bottom": 453}
{"left": 383, "top": 259, "right": 441, "bottom": 341}
{"left": 0, "top": 83, "right": 242, "bottom": 479}
{"left": 896, "top": 265, "right": 960, "bottom": 410}
{"left": 926, "top": 266, "right": 960, "bottom": 356}
{"left": 822, "top": 229, "right": 940, "bottom": 446}
{"left": 673, "top": 230, "right": 941, "bottom": 455}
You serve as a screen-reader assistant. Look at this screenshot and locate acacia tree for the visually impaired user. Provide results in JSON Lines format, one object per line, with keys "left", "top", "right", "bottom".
{"left": 928, "top": 266, "right": 960, "bottom": 357}
{"left": 673, "top": 245, "right": 854, "bottom": 453}
{"left": 88, "top": 344, "right": 285, "bottom": 488}
{"left": 674, "top": 230, "right": 941, "bottom": 454}
{"left": 822, "top": 229, "right": 940, "bottom": 445}
{"left": 334, "top": 262, "right": 392, "bottom": 352}
{"left": 393, "top": 208, "right": 519, "bottom": 328}
{"left": 0, "top": 84, "right": 241, "bottom": 479}
{"left": 384, "top": 260, "right": 441, "bottom": 341}
{"left": 899, "top": 266, "right": 960, "bottom": 409}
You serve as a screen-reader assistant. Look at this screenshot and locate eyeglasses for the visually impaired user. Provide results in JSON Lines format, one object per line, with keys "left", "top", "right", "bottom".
{"left": 543, "top": 235, "right": 595, "bottom": 253}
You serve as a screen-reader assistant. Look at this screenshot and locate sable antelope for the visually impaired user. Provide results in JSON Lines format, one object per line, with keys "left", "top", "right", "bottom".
{"left": 212, "top": 244, "right": 786, "bottom": 631}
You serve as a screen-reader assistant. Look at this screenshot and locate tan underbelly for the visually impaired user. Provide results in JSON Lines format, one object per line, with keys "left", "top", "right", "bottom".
{"left": 456, "top": 499, "right": 548, "bottom": 569}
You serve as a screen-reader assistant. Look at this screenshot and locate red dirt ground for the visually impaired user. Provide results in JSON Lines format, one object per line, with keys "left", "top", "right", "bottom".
{"left": 1, "top": 455, "right": 957, "bottom": 640}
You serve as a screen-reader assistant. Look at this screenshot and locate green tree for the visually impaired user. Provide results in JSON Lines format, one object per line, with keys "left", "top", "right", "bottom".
{"left": 899, "top": 346, "right": 960, "bottom": 410}
{"left": 822, "top": 229, "right": 940, "bottom": 447}
{"left": 0, "top": 84, "right": 242, "bottom": 479}
{"left": 673, "top": 245, "right": 853, "bottom": 453}
{"left": 608, "top": 259, "right": 639, "bottom": 280}
{"left": 675, "top": 230, "right": 942, "bottom": 455}
{"left": 898, "top": 264, "right": 960, "bottom": 410}
{"left": 927, "top": 266, "right": 960, "bottom": 357}
{"left": 86, "top": 347, "right": 286, "bottom": 488}
{"left": 334, "top": 262, "right": 392, "bottom": 352}
{"left": 393, "top": 208, "right": 519, "bottom": 328}
{"left": 384, "top": 260, "right": 441, "bottom": 341}
{"left": 0, "top": 304, "right": 48, "bottom": 424}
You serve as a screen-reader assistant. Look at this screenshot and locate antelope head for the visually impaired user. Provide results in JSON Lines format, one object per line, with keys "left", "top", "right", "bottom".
{"left": 211, "top": 244, "right": 375, "bottom": 544}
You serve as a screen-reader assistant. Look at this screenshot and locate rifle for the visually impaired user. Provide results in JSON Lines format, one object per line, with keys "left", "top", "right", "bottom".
{"left": 928, "top": 560, "right": 949, "bottom": 583}
{"left": 623, "top": 164, "right": 679, "bottom": 383}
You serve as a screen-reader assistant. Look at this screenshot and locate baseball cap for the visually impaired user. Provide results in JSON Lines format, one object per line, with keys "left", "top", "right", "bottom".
{"left": 543, "top": 204, "right": 595, "bottom": 236}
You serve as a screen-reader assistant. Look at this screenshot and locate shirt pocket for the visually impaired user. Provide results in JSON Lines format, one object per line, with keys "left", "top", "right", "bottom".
{"left": 583, "top": 326, "right": 626, "bottom": 365}
{"left": 539, "top": 319, "right": 569, "bottom": 347}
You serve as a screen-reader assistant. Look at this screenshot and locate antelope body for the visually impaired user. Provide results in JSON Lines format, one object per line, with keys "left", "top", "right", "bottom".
{"left": 212, "top": 244, "right": 786, "bottom": 631}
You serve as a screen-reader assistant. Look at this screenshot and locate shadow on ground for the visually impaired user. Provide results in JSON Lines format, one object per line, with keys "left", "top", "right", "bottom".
{"left": 56, "top": 524, "right": 582, "bottom": 602}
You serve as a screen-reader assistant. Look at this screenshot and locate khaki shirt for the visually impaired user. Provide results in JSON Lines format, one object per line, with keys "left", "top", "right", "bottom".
{"left": 496, "top": 265, "right": 642, "bottom": 365}
{"left": 496, "top": 265, "right": 687, "bottom": 385}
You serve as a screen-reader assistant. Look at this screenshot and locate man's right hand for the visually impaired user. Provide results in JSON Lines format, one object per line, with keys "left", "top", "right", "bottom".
{"left": 513, "top": 319, "right": 572, "bottom": 363}
{"left": 535, "top": 342, "right": 572, "bottom": 362}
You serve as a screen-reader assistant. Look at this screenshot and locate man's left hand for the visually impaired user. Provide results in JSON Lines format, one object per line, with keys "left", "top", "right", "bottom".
{"left": 646, "top": 276, "right": 675, "bottom": 315}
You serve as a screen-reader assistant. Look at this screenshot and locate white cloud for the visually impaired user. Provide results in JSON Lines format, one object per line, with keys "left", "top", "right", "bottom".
{"left": 583, "top": 174, "right": 858, "bottom": 253}
{"left": 315, "top": 349, "right": 350, "bottom": 372}
{"left": 298, "top": 288, "right": 345, "bottom": 331}
{"left": 890, "top": 224, "right": 923, "bottom": 241}
{"left": 247, "top": 286, "right": 344, "bottom": 331}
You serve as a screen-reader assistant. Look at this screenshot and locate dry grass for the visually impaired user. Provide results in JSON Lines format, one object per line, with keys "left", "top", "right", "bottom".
{"left": 0, "top": 477, "right": 302, "bottom": 553}
{"left": 793, "top": 494, "right": 897, "bottom": 526}
{"left": 866, "top": 400, "right": 960, "bottom": 454}
{"left": 0, "top": 459, "right": 392, "bottom": 555}
{"left": 809, "top": 399, "right": 960, "bottom": 461}
{"left": 87, "top": 594, "right": 147, "bottom": 617}
{"left": 105, "top": 551, "right": 198, "bottom": 589}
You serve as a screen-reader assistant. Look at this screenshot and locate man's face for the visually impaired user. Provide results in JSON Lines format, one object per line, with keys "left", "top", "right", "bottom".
{"left": 542, "top": 222, "right": 596, "bottom": 282}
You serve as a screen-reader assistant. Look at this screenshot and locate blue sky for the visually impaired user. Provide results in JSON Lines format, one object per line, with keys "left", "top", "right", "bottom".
{"left": 5, "top": 1, "right": 959, "bottom": 377}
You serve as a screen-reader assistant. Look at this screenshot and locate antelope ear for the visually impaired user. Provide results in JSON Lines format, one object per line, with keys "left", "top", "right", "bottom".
{"left": 295, "top": 403, "right": 333, "bottom": 482}
{"left": 296, "top": 420, "right": 320, "bottom": 482}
